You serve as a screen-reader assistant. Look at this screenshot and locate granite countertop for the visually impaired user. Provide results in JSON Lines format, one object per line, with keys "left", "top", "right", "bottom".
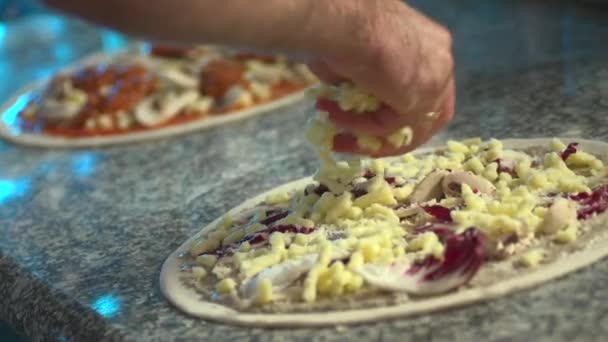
{"left": 1, "top": 1, "right": 608, "bottom": 341}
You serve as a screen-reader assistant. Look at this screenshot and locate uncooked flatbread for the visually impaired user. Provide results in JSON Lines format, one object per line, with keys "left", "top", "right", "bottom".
{"left": 160, "top": 138, "right": 608, "bottom": 327}
{"left": 0, "top": 50, "right": 309, "bottom": 148}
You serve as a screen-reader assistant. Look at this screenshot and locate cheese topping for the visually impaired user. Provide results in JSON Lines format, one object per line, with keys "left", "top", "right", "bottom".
{"left": 187, "top": 83, "right": 607, "bottom": 307}
{"left": 519, "top": 249, "right": 545, "bottom": 268}
{"left": 188, "top": 135, "right": 608, "bottom": 306}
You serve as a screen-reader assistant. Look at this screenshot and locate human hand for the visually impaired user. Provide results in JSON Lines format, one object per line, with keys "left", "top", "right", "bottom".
{"left": 308, "top": 0, "right": 455, "bottom": 157}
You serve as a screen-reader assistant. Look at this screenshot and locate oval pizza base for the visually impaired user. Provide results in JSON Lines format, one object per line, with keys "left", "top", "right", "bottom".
{"left": 160, "top": 138, "right": 608, "bottom": 327}
{"left": 0, "top": 51, "right": 309, "bottom": 148}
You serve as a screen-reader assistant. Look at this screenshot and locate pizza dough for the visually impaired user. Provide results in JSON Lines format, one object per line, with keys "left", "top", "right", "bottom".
{"left": 0, "top": 49, "right": 312, "bottom": 148}
{"left": 160, "top": 138, "right": 608, "bottom": 327}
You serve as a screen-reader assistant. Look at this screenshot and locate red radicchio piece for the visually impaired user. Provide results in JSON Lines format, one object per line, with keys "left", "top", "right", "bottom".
{"left": 241, "top": 225, "right": 315, "bottom": 247}
{"left": 405, "top": 228, "right": 486, "bottom": 294}
{"left": 569, "top": 184, "right": 608, "bottom": 219}
{"left": 415, "top": 223, "right": 456, "bottom": 242}
{"left": 351, "top": 187, "right": 368, "bottom": 198}
{"left": 358, "top": 227, "right": 486, "bottom": 295}
{"left": 200, "top": 224, "right": 315, "bottom": 257}
{"left": 560, "top": 142, "right": 578, "bottom": 161}
{"left": 271, "top": 225, "right": 315, "bottom": 235}
{"left": 422, "top": 205, "right": 453, "bottom": 223}
{"left": 363, "top": 170, "right": 376, "bottom": 179}
{"left": 305, "top": 184, "right": 330, "bottom": 197}
{"left": 494, "top": 159, "right": 517, "bottom": 177}
{"left": 361, "top": 170, "right": 398, "bottom": 185}
{"left": 259, "top": 211, "right": 289, "bottom": 226}
{"left": 417, "top": 228, "right": 484, "bottom": 279}
{"left": 384, "top": 176, "right": 397, "bottom": 185}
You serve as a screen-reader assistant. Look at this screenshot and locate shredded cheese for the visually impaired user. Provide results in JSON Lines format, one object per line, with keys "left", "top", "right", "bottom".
{"left": 188, "top": 85, "right": 605, "bottom": 307}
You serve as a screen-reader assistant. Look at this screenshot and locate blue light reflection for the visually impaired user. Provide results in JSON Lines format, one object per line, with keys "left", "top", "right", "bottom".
{"left": 71, "top": 153, "right": 99, "bottom": 178}
{"left": 53, "top": 44, "right": 73, "bottom": 62}
{"left": 91, "top": 294, "right": 121, "bottom": 318}
{"left": 34, "top": 67, "right": 57, "bottom": 81}
{"left": 2, "top": 93, "right": 33, "bottom": 134}
{"left": 0, "top": 23, "right": 6, "bottom": 44}
{"left": 101, "top": 30, "right": 128, "bottom": 52}
{"left": 0, "top": 179, "right": 30, "bottom": 204}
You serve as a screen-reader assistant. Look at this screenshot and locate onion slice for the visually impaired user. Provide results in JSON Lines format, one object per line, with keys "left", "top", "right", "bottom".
{"left": 159, "top": 68, "right": 198, "bottom": 88}
{"left": 135, "top": 90, "right": 198, "bottom": 127}
{"left": 240, "top": 247, "right": 351, "bottom": 303}
{"left": 241, "top": 254, "right": 318, "bottom": 300}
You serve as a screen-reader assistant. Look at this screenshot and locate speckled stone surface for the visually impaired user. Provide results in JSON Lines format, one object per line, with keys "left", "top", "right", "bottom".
{"left": 1, "top": 1, "right": 608, "bottom": 341}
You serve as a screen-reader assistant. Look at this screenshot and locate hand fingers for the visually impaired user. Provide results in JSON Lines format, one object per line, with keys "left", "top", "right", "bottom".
{"left": 332, "top": 132, "right": 358, "bottom": 153}
{"left": 312, "top": 2, "right": 455, "bottom": 158}
{"left": 331, "top": 120, "right": 433, "bottom": 157}
{"left": 402, "top": 6, "right": 452, "bottom": 46}
{"left": 318, "top": 96, "right": 440, "bottom": 139}
{"left": 330, "top": 78, "right": 455, "bottom": 157}
{"left": 317, "top": 99, "right": 405, "bottom": 136}
{"left": 322, "top": 7, "right": 453, "bottom": 117}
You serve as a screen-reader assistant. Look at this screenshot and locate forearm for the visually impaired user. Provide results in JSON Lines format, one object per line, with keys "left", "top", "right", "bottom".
{"left": 43, "top": 0, "right": 367, "bottom": 57}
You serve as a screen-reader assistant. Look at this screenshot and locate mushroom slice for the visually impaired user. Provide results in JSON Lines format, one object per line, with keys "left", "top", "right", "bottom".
{"left": 159, "top": 67, "right": 198, "bottom": 88}
{"left": 244, "top": 60, "right": 290, "bottom": 85}
{"left": 249, "top": 82, "right": 272, "bottom": 101}
{"left": 222, "top": 85, "right": 253, "bottom": 108}
{"left": 409, "top": 170, "right": 449, "bottom": 204}
{"left": 158, "top": 54, "right": 220, "bottom": 89}
{"left": 39, "top": 98, "right": 84, "bottom": 121}
{"left": 442, "top": 171, "right": 496, "bottom": 197}
{"left": 135, "top": 90, "right": 198, "bottom": 127}
{"left": 539, "top": 198, "right": 577, "bottom": 234}
{"left": 39, "top": 80, "right": 87, "bottom": 121}
{"left": 185, "top": 96, "right": 214, "bottom": 114}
